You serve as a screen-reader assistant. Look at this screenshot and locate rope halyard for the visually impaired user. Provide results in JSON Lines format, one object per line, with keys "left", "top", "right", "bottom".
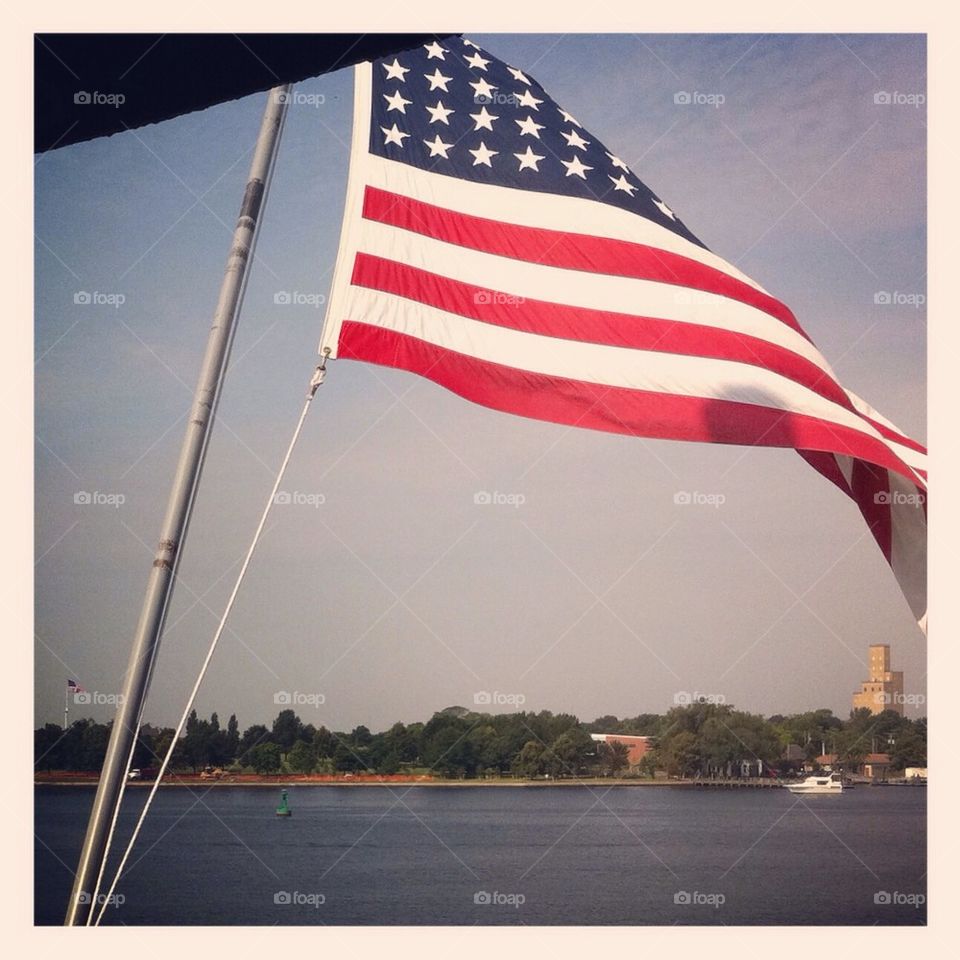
{"left": 92, "top": 363, "right": 330, "bottom": 925}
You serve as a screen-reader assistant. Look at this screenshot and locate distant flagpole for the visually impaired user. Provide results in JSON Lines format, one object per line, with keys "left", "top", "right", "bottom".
{"left": 64, "top": 83, "right": 292, "bottom": 925}
{"left": 63, "top": 681, "right": 69, "bottom": 732}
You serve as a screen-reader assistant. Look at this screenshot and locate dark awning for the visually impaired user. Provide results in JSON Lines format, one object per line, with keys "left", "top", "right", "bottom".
{"left": 36, "top": 33, "right": 458, "bottom": 153}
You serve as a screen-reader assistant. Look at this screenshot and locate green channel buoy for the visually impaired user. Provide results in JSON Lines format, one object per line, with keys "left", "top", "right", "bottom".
{"left": 276, "top": 788, "right": 292, "bottom": 817}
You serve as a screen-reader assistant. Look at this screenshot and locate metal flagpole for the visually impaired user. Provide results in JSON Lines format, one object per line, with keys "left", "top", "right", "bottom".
{"left": 64, "top": 683, "right": 69, "bottom": 732}
{"left": 65, "top": 83, "right": 292, "bottom": 925}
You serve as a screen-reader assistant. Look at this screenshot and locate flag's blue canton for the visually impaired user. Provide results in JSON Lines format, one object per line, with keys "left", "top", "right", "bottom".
{"left": 369, "top": 38, "right": 706, "bottom": 250}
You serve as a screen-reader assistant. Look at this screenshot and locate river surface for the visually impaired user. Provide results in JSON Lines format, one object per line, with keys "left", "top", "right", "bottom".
{"left": 35, "top": 784, "right": 926, "bottom": 925}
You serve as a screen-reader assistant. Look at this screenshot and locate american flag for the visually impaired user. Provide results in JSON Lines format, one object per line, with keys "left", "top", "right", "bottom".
{"left": 319, "top": 38, "right": 927, "bottom": 626}
{"left": 67, "top": 679, "right": 84, "bottom": 692}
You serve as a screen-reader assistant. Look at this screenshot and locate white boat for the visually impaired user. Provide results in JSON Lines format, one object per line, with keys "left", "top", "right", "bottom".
{"left": 786, "top": 773, "right": 843, "bottom": 794}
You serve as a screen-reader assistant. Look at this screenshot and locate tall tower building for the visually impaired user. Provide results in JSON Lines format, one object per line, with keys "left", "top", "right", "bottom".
{"left": 852, "top": 644, "right": 904, "bottom": 715}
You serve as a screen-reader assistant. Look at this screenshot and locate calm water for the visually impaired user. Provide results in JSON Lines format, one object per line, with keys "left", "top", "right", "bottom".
{"left": 35, "top": 784, "right": 926, "bottom": 925}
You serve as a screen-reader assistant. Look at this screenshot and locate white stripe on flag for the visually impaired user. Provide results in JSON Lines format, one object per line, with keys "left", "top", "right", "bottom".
{"left": 342, "top": 284, "right": 912, "bottom": 460}
{"left": 352, "top": 219, "right": 833, "bottom": 374}
{"left": 363, "top": 152, "right": 768, "bottom": 292}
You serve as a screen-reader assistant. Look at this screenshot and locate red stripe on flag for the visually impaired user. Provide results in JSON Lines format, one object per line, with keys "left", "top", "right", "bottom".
{"left": 337, "top": 320, "right": 917, "bottom": 483}
{"left": 850, "top": 459, "right": 893, "bottom": 561}
{"left": 352, "top": 253, "right": 854, "bottom": 411}
{"left": 856, "top": 414, "right": 927, "bottom": 459}
{"left": 362, "top": 186, "right": 812, "bottom": 342}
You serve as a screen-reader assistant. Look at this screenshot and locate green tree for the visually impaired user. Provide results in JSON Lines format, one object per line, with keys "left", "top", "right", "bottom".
{"left": 332, "top": 739, "right": 364, "bottom": 772}
{"left": 833, "top": 728, "right": 867, "bottom": 771}
{"left": 286, "top": 739, "right": 317, "bottom": 773}
{"left": 247, "top": 743, "right": 282, "bottom": 774}
{"left": 34, "top": 723, "right": 65, "bottom": 771}
{"left": 637, "top": 751, "right": 658, "bottom": 779}
{"left": 183, "top": 710, "right": 214, "bottom": 771}
{"left": 350, "top": 725, "right": 373, "bottom": 748}
{"left": 513, "top": 740, "right": 545, "bottom": 778}
{"left": 621, "top": 713, "right": 662, "bottom": 736}
{"left": 272, "top": 709, "right": 303, "bottom": 751}
{"left": 598, "top": 740, "right": 630, "bottom": 776}
{"left": 239, "top": 724, "right": 270, "bottom": 760}
{"left": 76, "top": 719, "right": 111, "bottom": 771}
{"left": 545, "top": 728, "right": 594, "bottom": 778}
{"left": 421, "top": 710, "right": 474, "bottom": 777}
{"left": 889, "top": 729, "right": 926, "bottom": 769}
{"left": 224, "top": 714, "right": 240, "bottom": 761}
{"left": 312, "top": 726, "right": 337, "bottom": 762}
{"left": 585, "top": 715, "right": 622, "bottom": 733}
{"left": 659, "top": 730, "right": 699, "bottom": 777}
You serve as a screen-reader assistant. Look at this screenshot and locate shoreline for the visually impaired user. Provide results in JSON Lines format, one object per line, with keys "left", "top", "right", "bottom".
{"left": 33, "top": 775, "right": 772, "bottom": 788}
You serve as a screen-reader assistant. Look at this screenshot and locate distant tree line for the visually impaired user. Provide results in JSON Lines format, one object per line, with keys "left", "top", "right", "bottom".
{"left": 34, "top": 702, "right": 927, "bottom": 779}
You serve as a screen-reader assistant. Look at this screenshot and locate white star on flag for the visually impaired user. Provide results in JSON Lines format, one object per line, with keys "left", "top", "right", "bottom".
{"left": 562, "top": 129, "right": 590, "bottom": 150}
{"left": 470, "top": 78, "right": 497, "bottom": 101}
{"left": 383, "top": 90, "right": 412, "bottom": 113}
{"left": 470, "top": 106, "right": 499, "bottom": 131}
{"left": 425, "top": 100, "right": 455, "bottom": 124}
{"left": 606, "top": 152, "right": 629, "bottom": 171}
{"left": 516, "top": 89, "right": 544, "bottom": 110}
{"left": 507, "top": 66, "right": 531, "bottom": 83}
{"left": 382, "top": 58, "right": 409, "bottom": 82}
{"left": 562, "top": 155, "right": 593, "bottom": 179}
{"left": 424, "top": 41, "right": 446, "bottom": 60}
{"left": 608, "top": 173, "right": 636, "bottom": 195}
{"left": 424, "top": 68, "right": 453, "bottom": 92}
{"left": 515, "top": 115, "right": 545, "bottom": 138}
{"left": 469, "top": 141, "right": 498, "bottom": 167}
{"left": 653, "top": 198, "right": 675, "bottom": 219}
{"left": 558, "top": 106, "right": 580, "bottom": 125}
{"left": 380, "top": 123, "right": 409, "bottom": 147}
{"left": 514, "top": 145, "right": 546, "bottom": 171}
{"left": 424, "top": 134, "right": 454, "bottom": 158}
{"left": 464, "top": 52, "right": 490, "bottom": 70}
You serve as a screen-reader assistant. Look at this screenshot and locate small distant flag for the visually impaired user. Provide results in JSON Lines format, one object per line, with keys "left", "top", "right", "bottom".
{"left": 319, "top": 38, "right": 927, "bottom": 626}
{"left": 67, "top": 679, "right": 84, "bottom": 693}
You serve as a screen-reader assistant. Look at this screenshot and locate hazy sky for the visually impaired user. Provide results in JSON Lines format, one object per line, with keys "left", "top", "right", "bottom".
{"left": 35, "top": 34, "right": 926, "bottom": 734}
